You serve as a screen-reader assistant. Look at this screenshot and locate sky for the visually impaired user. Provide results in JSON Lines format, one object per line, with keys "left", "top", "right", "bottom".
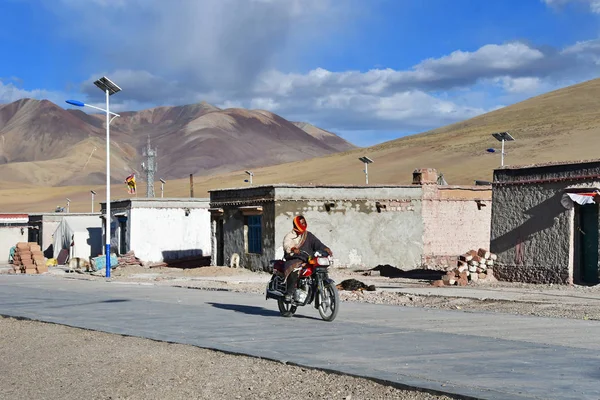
{"left": 1, "top": 0, "right": 600, "bottom": 147}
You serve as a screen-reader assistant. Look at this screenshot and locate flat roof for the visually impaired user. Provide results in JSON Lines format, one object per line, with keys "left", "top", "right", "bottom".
{"left": 496, "top": 158, "right": 600, "bottom": 171}
{"left": 0, "top": 213, "right": 28, "bottom": 219}
{"left": 100, "top": 197, "right": 210, "bottom": 204}
{"left": 209, "top": 184, "right": 419, "bottom": 192}
{"left": 209, "top": 183, "right": 490, "bottom": 192}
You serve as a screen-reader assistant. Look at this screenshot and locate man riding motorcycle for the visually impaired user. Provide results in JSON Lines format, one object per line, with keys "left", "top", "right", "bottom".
{"left": 282, "top": 215, "right": 332, "bottom": 303}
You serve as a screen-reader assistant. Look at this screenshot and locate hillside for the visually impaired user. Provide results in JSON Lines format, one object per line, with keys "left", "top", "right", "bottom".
{"left": 3, "top": 77, "right": 600, "bottom": 213}
{"left": 0, "top": 99, "right": 356, "bottom": 186}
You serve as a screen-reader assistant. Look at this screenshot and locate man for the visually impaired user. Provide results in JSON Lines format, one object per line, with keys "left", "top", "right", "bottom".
{"left": 282, "top": 215, "right": 332, "bottom": 302}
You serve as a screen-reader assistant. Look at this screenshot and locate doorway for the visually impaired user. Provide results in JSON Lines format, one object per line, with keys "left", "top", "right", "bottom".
{"left": 118, "top": 217, "right": 128, "bottom": 255}
{"left": 574, "top": 204, "right": 599, "bottom": 285}
{"left": 216, "top": 219, "right": 224, "bottom": 266}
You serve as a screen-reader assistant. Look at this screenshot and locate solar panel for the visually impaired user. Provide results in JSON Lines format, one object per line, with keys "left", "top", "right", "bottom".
{"left": 93, "top": 76, "right": 122, "bottom": 96}
{"left": 492, "top": 132, "right": 515, "bottom": 142}
{"left": 359, "top": 156, "right": 374, "bottom": 164}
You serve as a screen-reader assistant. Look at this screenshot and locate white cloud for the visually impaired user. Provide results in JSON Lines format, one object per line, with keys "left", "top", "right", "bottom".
{"left": 6, "top": 0, "right": 600, "bottom": 145}
{"left": 542, "top": 0, "right": 600, "bottom": 13}
{"left": 0, "top": 80, "right": 57, "bottom": 104}
{"left": 497, "top": 77, "right": 543, "bottom": 93}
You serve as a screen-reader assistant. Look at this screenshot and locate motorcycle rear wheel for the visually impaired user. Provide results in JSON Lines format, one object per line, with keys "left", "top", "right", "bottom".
{"left": 318, "top": 283, "right": 339, "bottom": 322}
{"left": 277, "top": 299, "right": 297, "bottom": 317}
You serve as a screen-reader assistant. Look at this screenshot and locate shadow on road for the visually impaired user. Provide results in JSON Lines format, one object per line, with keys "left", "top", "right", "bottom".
{"left": 47, "top": 299, "right": 131, "bottom": 308}
{"left": 207, "top": 302, "right": 320, "bottom": 320}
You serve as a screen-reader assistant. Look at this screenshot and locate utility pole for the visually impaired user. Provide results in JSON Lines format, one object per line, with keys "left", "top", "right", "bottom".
{"left": 189, "top": 174, "right": 194, "bottom": 198}
{"left": 142, "top": 136, "right": 157, "bottom": 197}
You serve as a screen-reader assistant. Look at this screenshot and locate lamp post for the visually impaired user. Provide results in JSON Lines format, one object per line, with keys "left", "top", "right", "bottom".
{"left": 66, "top": 198, "right": 71, "bottom": 213}
{"left": 65, "top": 76, "right": 121, "bottom": 279}
{"left": 245, "top": 170, "right": 254, "bottom": 185}
{"left": 159, "top": 178, "right": 166, "bottom": 198}
{"left": 489, "top": 131, "right": 515, "bottom": 167}
{"left": 358, "top": 156, "right": 373, "bottom": 185}
{"left": 90, "top": 190, "right": 97, "bottom": 212}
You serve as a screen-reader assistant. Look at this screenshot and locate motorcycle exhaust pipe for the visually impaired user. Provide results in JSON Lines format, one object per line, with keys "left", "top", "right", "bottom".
{"left": 266, "top": 289, "right": 284, "bottom": 300}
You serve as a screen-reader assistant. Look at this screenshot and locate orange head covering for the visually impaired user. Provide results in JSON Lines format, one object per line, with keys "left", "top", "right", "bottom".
{"left": 293, "top": 215, "right": 307, "bottom": 234}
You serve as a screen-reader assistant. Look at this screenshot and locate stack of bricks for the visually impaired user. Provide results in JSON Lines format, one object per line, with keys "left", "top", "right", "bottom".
{"left": 432, "top": 248, "right": 497, "bottom": 287}
{"left": 11, "top": 242, "right": 47, "bottom": 274}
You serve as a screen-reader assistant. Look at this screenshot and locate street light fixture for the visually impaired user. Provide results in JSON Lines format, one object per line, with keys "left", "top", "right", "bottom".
{"left": 159, "top": 178, "right": 166, "bottom": 198}
{"left": 245, "top": 170, "right": 254, "bottom": 185}
{"left": 65, "top": 76, "right": 121, "bottom": 279}
{"left": 358, "top": 156, "right": 374, "bottom": 185}
{"left": 90, "top": 190, "right": 97, "bottom": 212}
{"left": 490, "top": 131, "right": 515, "bottom": 167}
{"left": 66, "top": 198, "right": 71, "bottom": 213}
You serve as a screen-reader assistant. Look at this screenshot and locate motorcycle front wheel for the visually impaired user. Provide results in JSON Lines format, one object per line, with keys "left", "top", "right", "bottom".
{"left": 277, "top": 299, "right": 297, "bottom": 317}
{"left": 318, "top": 283, "right": 339, "bottom": 322}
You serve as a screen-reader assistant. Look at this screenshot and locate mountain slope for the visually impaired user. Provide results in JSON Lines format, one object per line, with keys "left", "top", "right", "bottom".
{"left": 3, "top": 78, "right": 600, "bottom": 213}
{"left": 0, "top": 99, "right": 356, "bottom": 186}
{"left": 292, "top": 122, "right": 356, "bottom": 152}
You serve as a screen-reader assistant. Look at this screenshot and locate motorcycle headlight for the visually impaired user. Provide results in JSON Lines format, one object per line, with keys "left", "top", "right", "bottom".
{"left": 317, "top": 257, "right": 330, "bottom": 266}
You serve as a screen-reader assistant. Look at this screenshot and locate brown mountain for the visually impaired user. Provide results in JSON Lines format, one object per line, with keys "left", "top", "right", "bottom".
{"left": 0, "top": 99, "right": 356, "bottom": 186}
{"left": 292, "top": 122, "right": 355, "bottom": 152}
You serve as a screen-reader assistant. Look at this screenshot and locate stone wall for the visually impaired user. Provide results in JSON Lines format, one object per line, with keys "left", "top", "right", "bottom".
{"left": 421, "top": 186, "right": 492, "bottom": 269}
{"left": 491, "top": 160, "right": 600, "bottom": 284}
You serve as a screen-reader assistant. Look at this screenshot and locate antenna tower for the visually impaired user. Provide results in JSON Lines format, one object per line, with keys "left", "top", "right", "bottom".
{"left": 142, "top": 136, "right": 157, "bottom": 197}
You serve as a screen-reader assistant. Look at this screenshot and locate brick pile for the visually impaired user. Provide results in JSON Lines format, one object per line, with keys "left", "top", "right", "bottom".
{"left": 432, "top": 248, "right": 497, "bottom": 287}
{"left": 11, "top": 242, "right": 47, "bottom": 274}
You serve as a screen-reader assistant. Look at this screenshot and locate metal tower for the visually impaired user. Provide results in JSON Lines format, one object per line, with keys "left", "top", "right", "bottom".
{"left": 142, "top": 136, "right": 157, "bottom": 198}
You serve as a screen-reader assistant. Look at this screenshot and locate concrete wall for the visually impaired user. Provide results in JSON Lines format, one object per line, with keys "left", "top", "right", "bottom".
{"left": 421, "top": 186, "right": 492, "bottom": 269}
{"left": 491, "top": 161, "right": 600, "bottom": 284}
{"left": 0, "top": 227, "right": 27, "bottom": 263}
{"left": 104, "top": 199, "right": 211, "bottom": 263}
{"left": 128, "top": 207, "right": 211, "bottom": 263}
{"left": 273, "top": 186, "right": 424, "bottom": 269}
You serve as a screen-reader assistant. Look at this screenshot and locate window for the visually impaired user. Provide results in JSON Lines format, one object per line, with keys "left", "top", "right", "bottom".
{"left": 246, "top": 215, "right": 262, "bottom": 254}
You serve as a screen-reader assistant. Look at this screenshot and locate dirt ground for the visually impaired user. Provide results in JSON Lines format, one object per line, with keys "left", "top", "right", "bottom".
{"left": 0, "top": 316, "right": 457, "bottom": 400}
{"left": 52, "top": 264, "right": 600, "bottom": 321}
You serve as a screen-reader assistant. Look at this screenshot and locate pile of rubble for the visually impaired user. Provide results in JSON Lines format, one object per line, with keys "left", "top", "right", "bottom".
{"left": 432, "top": 248, "right": 497, "bottom": 287}
{"left": 11, "top": 242, "right": 47, "bottom": 274}
{"left": 117, "top": 251, "right": 143, "bottom": 267}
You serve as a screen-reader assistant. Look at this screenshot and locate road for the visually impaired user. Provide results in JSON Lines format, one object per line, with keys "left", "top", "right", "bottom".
{"left": 0, "top": 275, "right": 598, "bottom": 400}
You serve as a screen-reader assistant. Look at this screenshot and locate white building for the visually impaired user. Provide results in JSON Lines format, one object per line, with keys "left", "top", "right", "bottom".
{"left": 28, "top": 213, "right": 101, "bottom": 259}
{"left": 101, "top": 198, "right": 212, "bottom": 263}
{"left": 0, "top": 214, "right": 28, "bottom": 263}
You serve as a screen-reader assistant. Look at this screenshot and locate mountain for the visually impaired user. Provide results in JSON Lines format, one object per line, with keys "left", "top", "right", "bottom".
{"left": 292, "top": 122, "right": 355, "bottom": 152}
{"left": 0, "top": 99, "right": 356, "bottom": 186}
{"left": 3, "top": 78, "right": 600, "bottom": 213}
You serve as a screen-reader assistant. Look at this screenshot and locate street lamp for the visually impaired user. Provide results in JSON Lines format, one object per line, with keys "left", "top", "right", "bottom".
{"left": 65, "top": 76, "right": 121, "bottom": 279}
{"left": 66, "top": 198, "right": 71, "bottom": 213}
{"left": 159, "top": 178, "right": 166, "bottom": 198}
{"left": 245, "top": 170, "right": 254, "bottom": 185}
{"left": 489, "top": 131, "right": 515, "bottom": 167}
{"left": 90, "top": 190, "right": 97, "bottom": 212}
{"left": 358, "top": 156, "right": 373, "bottom": 185}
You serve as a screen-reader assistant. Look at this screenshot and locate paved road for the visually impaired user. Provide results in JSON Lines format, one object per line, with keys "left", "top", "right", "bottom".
{"left": 0, "top": 275, "right": 599, "bottom": 400}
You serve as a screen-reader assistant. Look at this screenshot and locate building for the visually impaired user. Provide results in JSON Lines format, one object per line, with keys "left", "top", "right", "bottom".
{"left": 28, "top": 213, "right": 101, "bottom": 259}
{"left": 491, "top": 159, "right": 600, "bottom": 285}
{"left": 100, "top": 198, "right": 212, "bottom": 263}
{"left": 0, "top": 214, "right": 28, "bottom": 263}
{"left": 209, "top": 169, "right": 491, "bottom": 271}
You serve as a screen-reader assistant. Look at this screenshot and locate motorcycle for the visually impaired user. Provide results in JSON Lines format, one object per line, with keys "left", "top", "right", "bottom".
{"left": 265, "top": 250, "right": 339, "bottom": 321}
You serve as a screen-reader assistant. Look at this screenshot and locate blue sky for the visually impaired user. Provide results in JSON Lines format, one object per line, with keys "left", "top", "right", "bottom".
{"left": 1, "top": 0, "right": 600, "bottom": 146}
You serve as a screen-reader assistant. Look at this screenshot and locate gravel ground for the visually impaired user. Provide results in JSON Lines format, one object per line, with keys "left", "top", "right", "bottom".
{"left": 49, "top": 265, "right": 600, "bottom": 321}
{"left": 0, "top": 316, "right": 457, "bottom": 400}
